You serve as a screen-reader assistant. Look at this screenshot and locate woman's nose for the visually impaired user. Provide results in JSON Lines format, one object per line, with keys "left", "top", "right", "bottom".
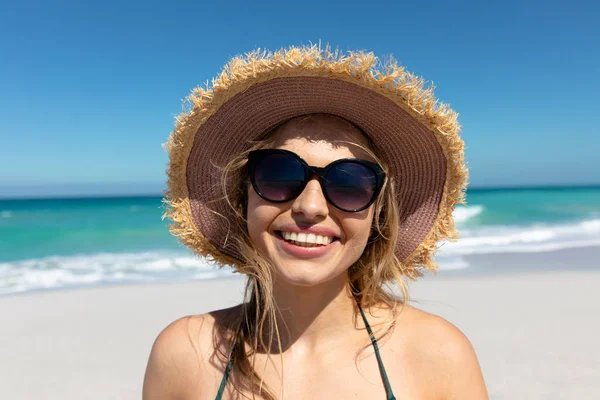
{"left": 291, "top": 179, "right": 329, "bottom": 220}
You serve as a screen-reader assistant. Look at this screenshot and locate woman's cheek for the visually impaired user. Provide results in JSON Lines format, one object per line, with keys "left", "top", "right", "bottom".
{"left": 246, "top": 191, "right": 279, "bottom": 252}
{"left": 337, "top": 209, "right": 374, "bottom": 262}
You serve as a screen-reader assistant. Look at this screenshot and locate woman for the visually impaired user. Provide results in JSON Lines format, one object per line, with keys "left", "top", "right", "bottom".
{"left": 143, "top": 46, "right": 488, "bottom": 399}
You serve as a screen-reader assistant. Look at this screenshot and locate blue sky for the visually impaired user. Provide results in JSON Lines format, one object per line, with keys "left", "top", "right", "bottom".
{"left": 1, "top": 0, "right": 598, "bottom": 197}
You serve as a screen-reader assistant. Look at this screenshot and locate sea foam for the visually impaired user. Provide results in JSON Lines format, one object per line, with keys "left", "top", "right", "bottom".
{"left": 0, "top": 251, "right": 233, "bottom": 296}
{"left": 453, "top": 204, "right": 484, "bottom": 223}
{"left": 439, "top": 218, "right": 600, "bottom": 256}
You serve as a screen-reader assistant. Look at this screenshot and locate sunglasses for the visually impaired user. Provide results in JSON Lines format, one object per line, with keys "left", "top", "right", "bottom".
{"left": 247, "top": 149, "right": 386, "bottom": 212}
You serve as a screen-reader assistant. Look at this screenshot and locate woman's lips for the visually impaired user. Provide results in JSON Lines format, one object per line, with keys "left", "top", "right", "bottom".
{"left": 276, "top": 234, "right": 337, "bottom": 258}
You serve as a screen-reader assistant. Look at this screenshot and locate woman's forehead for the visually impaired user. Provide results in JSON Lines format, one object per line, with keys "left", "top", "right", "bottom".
{"left": 269, "top": 114, "right": 373, "bottom": 159}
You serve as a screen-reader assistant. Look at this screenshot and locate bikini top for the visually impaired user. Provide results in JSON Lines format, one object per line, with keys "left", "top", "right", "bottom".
{"left": 215, "top": 304, "right": 396, "bottom": 400}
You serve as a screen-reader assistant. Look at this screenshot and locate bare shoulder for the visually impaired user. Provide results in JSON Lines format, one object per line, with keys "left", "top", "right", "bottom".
{"left": 395, "top": 305, "right": 489, "bottom": 399}
{"left": 142, "top": 305, "right": 243, "bottom": 400}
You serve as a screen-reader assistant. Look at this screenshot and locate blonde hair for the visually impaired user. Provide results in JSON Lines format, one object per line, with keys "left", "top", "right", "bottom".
{"left": 210, "top": 114, "right": 409, "bottom": 399}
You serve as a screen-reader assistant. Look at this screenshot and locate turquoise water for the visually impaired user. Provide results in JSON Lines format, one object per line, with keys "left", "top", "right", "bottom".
{"left": 1, "top": 186, "right": 599, "bottom": 294}
{"left": 460, "top": 186, "right": 600, "bottom": 227}
{"left": 0, "top": 197, "right": 177, "bottom": 262}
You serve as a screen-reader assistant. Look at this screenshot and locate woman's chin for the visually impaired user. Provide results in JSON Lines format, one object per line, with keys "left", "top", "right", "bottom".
{"left": 272, "top": 262, "right": 346, "bottom": 288}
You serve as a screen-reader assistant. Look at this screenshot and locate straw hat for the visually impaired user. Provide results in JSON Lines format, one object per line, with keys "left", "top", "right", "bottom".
{"left": 164, "top": 45, "right": 468, "bottom": 275}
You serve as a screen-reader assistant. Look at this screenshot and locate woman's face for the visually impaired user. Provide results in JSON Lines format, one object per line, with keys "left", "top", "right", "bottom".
{"left": 246, "top": 115, "right": 376, "bottom": 287}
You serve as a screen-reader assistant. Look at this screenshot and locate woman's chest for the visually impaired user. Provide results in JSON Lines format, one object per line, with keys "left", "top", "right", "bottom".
{"left": 208, "top": 343, "right": 440, "bottom": 400}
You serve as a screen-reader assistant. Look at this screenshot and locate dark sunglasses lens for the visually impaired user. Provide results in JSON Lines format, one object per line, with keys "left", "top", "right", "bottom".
{"left": 253, "top": 153, "right": 305, "bottom": 201}
{"left": 325, "top": 163, "right": 378, "bottom": 211}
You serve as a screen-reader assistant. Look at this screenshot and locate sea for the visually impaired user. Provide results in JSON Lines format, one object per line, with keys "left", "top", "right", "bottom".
{"left": 1, "top": 186, "right": 599, "bottom": 296}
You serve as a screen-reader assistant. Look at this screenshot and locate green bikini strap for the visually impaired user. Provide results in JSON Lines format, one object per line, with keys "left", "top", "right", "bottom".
{"left": 215, "top": 343, "right": 235, "bottom": 400}
{"left": 357, "top": 302, "right": 397, "bottom": 400}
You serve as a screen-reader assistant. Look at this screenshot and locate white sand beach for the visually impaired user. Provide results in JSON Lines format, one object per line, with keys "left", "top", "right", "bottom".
{"left": 1, "top": 248, "right": 599, "bottom": 399}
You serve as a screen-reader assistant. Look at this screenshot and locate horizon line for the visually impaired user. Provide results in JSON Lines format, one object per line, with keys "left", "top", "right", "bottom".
{"left": 1, "top": 182, "right": 599, "bottom": 201}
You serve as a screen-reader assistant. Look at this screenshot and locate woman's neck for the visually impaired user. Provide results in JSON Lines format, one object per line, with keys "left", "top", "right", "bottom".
{"left": 269, "top": 274, "right": 358, "bottom": 352}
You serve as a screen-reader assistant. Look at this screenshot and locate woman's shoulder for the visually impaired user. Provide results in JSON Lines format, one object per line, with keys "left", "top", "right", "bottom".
{"left": 393, "top": 304, "right": 488, "bottom": 398}
{"left": 147, "top": 305, "right": 241, "bottom": 359}
{"left": 142, "top": 305, "right": 243, "bottom": 400}
{"left": 398, "top": 304, "right": 467, "bottom": 340}
{"left": 396, "top": 305, "right": 474, "bottom": 356}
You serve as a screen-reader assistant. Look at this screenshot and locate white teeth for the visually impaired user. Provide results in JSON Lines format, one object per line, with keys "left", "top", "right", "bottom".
{"left": 281, "top": 231, "right": 334, "bottom": 246}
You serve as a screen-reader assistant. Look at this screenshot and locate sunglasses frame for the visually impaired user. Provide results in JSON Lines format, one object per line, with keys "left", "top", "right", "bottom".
{"left": 247, "top": 149, "right": 386, "bottom": 212}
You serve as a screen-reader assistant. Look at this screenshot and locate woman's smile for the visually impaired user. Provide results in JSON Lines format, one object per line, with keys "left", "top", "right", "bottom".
{"left": 275, "top": 226, "right": 340, "bottom": 258}
{"left": 280, "top": 231, "right": 335, "bottom": 247}
{"left": 277, "top": 232, "right": 338, "bottom": 258}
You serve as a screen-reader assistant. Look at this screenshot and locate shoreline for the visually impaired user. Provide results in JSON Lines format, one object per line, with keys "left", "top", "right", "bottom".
{"left": 436, "top": 244, "right": 600, "bottom": 276}
{"left": 2, "top": 245, "right": 599, "bottom": 299}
